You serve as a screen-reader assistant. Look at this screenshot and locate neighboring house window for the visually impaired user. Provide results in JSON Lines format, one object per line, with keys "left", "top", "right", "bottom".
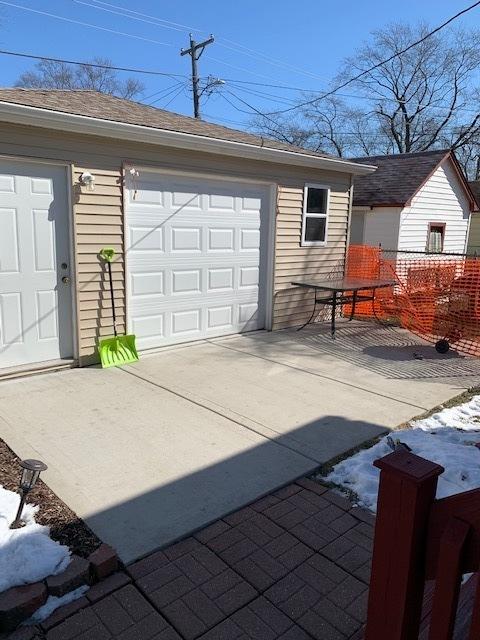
{"left": 427, "top": 223, "right": 445, "bottom": 253}
{"left": 301, "top": 184, "right": 329, "bottom": 246}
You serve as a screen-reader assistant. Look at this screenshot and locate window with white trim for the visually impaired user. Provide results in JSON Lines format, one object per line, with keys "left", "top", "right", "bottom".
{"left": 301, "top": 184, "right": 329, "bottom": 246}
{"left": 427, "top": 223, "right": 445, "bottom": 253}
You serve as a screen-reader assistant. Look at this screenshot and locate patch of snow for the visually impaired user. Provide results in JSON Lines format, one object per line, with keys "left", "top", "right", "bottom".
{"left": 26, "top": 585, "right": 89, "bottom": 624}
{"left": 326, "top": 395, "right": 480, "bottom": 513}
{"left": 0, "top": 486, "right": 71, "bottom": 592}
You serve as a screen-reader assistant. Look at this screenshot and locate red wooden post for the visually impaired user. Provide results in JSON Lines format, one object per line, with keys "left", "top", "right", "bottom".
{"left": 428, "top": 517, "right": 470, "bottom": 640}
{"left": 468, "top": 575, "right": 480, "bottom": 640}
{"left": 364, "top": 449, "right": 444, "bottom": 640}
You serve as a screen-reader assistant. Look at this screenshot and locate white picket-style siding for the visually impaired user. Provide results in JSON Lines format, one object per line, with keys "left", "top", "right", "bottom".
{"left": 398, "top": 160, "right": 470, "bottom": 253}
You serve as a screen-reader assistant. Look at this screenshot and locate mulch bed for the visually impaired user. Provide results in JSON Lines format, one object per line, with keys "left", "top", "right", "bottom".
{"left": 0, "top": 438, "right": 101, "bottom": 557}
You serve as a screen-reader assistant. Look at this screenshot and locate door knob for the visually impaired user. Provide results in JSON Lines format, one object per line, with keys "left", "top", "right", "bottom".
{"left": 62, "top": 276, "right": 71, "bottom": 285}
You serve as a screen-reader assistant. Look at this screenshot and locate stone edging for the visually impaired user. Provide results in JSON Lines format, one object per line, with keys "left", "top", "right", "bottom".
{"left": 0, "top": 544, "right": 119, "bottom": 633}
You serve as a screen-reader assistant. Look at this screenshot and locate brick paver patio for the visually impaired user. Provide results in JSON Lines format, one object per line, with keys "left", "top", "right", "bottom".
{"left": 17, "top": 479, "right": 375, "bottom": 640}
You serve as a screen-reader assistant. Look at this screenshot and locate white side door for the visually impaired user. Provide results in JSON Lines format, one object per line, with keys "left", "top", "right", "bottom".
{"left": 0, "top": 160, "right": 73, "bottom": 368}
{"left": 126, "top": 171, "right": 270, "bottom": 350}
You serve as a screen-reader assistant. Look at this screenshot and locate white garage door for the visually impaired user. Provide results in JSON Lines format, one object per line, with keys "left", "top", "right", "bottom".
{"left": 126, "top": 171, "right": 270, "bottom": 350}
{"left": 0, "top": 160, "right": 73, "bottom": 369}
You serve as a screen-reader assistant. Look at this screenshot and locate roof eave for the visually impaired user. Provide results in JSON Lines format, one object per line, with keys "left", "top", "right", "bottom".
{"left": 0, "top": 101, "right": 377, "bottom": 176}
{"left": 353, "top": 201, "right": 405, "bottom": 208}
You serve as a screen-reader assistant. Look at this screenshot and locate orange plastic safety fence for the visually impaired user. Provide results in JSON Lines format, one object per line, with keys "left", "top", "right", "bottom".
{"left": 345, "top": 245, "right": 480, "bottom": 357}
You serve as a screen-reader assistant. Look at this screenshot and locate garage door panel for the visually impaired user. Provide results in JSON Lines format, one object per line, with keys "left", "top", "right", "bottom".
{"left": 208, "top": 268, "right": 234, "bottom": 291}
{"left": 239, "top": 267, "right": 259, "bottom": 288}
{"left": 131, "top": 272, "right": 164, "bottom": 296}
{"left": 171, "top": 269, "right": 201, "bottom": 295}
{"left": 208, "top": 305, "right": 233, "bottom": 329}
{"left": 126, "top": 171, "right": 269, "bottom": 349}
{"left": 171, "top": 227, "right": 202, "bottom": 252}
{"left": 129, "top": 226, "right": 164, "bottom": 252}
{"left": 208, "top": 228, "right": 234, "bottom": 251}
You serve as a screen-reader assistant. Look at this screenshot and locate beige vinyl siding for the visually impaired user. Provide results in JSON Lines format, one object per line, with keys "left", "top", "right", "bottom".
{"left": 0, "top": 122, "right": 353, "bottom": 363}
{"left": 73, "top": 167, "right": 124, "bottom": 363}
{"left": 468, "top": 214, "right": 480, "bottom": 253}
{"left": 273, "top": 182, "right": 351, "bottom": 329}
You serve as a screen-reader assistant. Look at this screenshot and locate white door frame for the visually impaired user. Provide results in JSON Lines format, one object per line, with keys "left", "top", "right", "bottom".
{"left": 0, "top": 153, "right": 79, "bottom": 363}
{"left": 122, "top": 163, "right": 277, "bottom": 334}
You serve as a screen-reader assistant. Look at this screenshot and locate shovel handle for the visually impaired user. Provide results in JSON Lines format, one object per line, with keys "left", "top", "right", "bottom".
{"left": 106, "top": 257, "right": 117, "bottom": 337}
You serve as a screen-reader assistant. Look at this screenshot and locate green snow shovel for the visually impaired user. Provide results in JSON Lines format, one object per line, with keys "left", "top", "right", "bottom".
{"left": 98, "top": 247, "right": 139, "bottom": 368}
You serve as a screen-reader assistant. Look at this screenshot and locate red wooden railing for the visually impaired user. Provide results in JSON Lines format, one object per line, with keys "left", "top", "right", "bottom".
{"left": 364, "top": 448, "right": 480, "bottom": 640}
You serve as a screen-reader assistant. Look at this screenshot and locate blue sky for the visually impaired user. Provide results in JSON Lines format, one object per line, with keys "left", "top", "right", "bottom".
{"left": 0, "top": 0, "right": 478, "bottom": 128}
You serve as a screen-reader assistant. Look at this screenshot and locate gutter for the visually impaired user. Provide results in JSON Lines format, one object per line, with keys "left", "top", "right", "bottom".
{"left": 0, "top": 101, "right": 377, "bottom": 176}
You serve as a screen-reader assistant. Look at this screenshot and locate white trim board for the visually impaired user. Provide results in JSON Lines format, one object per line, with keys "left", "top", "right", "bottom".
{"left": 0, "top": 101, "right": 377, "bottom": 176}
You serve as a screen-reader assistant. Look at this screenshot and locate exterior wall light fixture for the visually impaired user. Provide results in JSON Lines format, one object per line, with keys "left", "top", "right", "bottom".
{"left": 79, "top": 171, "right": 95, "bottom": 191}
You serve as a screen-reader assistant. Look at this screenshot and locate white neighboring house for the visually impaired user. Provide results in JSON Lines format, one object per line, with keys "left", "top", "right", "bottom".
{"left": 350, "top": 150, "right": 478, "bottom": 254}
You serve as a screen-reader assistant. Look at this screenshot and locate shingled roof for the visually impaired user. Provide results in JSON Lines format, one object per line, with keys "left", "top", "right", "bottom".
{"left": 351, "top": 150, "right": 451, "bottom": 207}
{"left": 0, "top": 88, "right": 340, "bottom": 160}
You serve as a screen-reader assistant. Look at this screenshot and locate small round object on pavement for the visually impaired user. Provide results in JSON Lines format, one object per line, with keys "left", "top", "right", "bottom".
{"left": 435, "top": 339, "right": 450, "bottom": 354}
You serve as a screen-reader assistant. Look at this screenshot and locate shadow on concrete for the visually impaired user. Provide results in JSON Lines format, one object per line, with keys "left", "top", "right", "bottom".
{"left": 242, "top": 322, "right": 480, "bottom": 383}
{"left": 76, "top": 414, "right": 386, "bottom": 563}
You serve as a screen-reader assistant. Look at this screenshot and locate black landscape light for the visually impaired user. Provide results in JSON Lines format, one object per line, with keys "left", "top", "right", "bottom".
{"left": 10, "top": 459, "right": 48, "bottom": 529}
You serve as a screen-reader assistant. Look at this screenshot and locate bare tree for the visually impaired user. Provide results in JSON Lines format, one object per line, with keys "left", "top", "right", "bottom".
{"left": 253, "top": 22, "right": 480, "bottom": 177}
{"left": 253, "top": 97, "right": 356, "bottom": 156}
{"left": 339, "top": 24, "right": 480, "bottom": 155}
{"left": 16, "top": 57, "right": 144, "bottom": 100}
{"left": 454, "top": 140, "right": 480, "bottom": 180}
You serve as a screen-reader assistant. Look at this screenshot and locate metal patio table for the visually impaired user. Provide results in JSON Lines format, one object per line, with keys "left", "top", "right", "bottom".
{"left": 291, "top": 277, "right": 397, "bottom": 338}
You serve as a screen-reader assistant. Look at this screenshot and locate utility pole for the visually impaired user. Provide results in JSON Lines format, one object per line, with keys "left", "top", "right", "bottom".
{"left": 180, "top": 33, "right": 214, "bottom": 119}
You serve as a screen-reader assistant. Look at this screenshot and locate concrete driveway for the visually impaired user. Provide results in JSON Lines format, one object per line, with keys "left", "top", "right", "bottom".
{"left": 0, "top": 321, "right": 477, "bottom": 562}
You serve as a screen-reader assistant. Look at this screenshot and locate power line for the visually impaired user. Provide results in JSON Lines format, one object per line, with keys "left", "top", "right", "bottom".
{"left": 0, "top": 44, "right": 476, "bottom": 121}
{"left": 147, "top": 81, "right": 187, "bottom": 105}
{"left": 73, "top": 0, "right": 199, "bottom": 34}
{"left": 225, "top": 80, "right": 480, "bottom": 119}
{"left": 222, "top": 90, "right": 281, "bottom": 126}
{"left": 223, "top": 89, "right": 476, "bottom": 136}
{"left": 266, "top": 0, "right": 480, "bottom": 116}
{"left": 80, "top": 0, "right": 205, "bottom": 34}
{"left": 0, "top": 48, "right": 187, "bottom": 79}
{"left": 144, "top": 81, "right": 186, "bottom": 102}
{"left": 75, "top": 0, "right": 334, "bottom": 85}
{"left": 161, "top": 84, "right": 187, "bottom": 109}
{"left": 203, "top": 111, "right": 249, "bottom": 127}
{"left": 227, "top": 82, "right": 304, "bottom": 106}
{"left": 0, "top": 1, "right": 173, "bottom": 46}
{"left": 215, "top": 39, "right": 331, "bottom": 83}
{"left": 221, "top": 77, "right": 480, "bottom": 114}
{"left": 77, "top": 0, "right": 333, "bottom": 83}
{"left": 1, "top": 43, "right": 475, "bottom": 118}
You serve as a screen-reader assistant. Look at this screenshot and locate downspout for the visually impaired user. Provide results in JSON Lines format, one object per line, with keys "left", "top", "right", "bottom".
{"left": 343, "top": 173, "right": 354, "bottom": 276}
